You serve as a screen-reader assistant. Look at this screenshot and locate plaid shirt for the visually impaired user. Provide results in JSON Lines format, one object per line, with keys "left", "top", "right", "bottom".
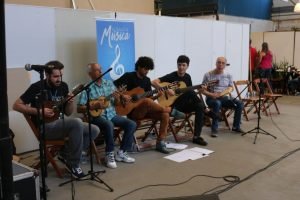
{"left": 78, "top": 79, "right": 117, "bottom": 120}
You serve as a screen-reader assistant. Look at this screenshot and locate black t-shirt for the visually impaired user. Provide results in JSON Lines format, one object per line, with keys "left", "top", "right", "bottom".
{"left": 114, "top": 72, "right": 152, "bottom": 92}
{"left": 20, "top": 80, "right": 69, "bottom": 108}
{"left": 159, "top": 71, "right": 193, "bottom": 87}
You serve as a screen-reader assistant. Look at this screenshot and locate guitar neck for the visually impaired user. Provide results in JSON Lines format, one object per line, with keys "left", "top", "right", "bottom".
{"left": 138, "top": 84, "right": 171, "bottom": 99}
{"left": 175, "top": 84, "right": 203, "bottom": 94}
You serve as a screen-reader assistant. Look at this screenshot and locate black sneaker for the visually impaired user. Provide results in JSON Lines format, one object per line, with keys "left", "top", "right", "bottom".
{"left": 192, "top": 137, "right": 208, "bottom": 146}
{"left": 65, "top": 164, "right": 85, "bottom": 179}
{"left": 232, "top": 127, "right": 245, "bottom": 133}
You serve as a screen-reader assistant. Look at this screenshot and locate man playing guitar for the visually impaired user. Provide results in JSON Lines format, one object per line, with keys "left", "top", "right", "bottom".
{"left": 13, "top": 60, "right": 99, "bottom": 178}
{"left": 114, "top": 56, "right": 173, "bottom": 154}
{"left": 152, "top": 55, "right": 208, "bottom": 146}
{"left": 202, "top": 56, "right": 244, "bottom": 137}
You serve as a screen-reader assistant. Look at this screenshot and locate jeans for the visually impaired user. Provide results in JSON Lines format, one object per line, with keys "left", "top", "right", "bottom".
{"left": 206, "top": 96, "right": 244, "bottom": 131}
{"left": 172, "top": 90, "right": 204, "bottom": 137}
{"left": 45, "top": 117, "right": 99, "bottom": 167}
{"left": 91, "top": 115, "right": 136, "bottom": 153}
{"left": 128, "top": 98, "right": 169, "bottom": 142}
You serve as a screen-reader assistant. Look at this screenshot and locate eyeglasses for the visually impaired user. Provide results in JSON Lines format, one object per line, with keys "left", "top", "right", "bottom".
{"left": 217, "top": 61, "right": 226, "bottom": 65}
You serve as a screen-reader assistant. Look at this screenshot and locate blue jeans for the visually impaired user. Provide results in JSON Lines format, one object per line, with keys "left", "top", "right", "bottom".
{"left": 91, "top": 115, "right": 136, "bottom": 152}
{"left": 206, "top": 96, "right": 244, "bottom": 132}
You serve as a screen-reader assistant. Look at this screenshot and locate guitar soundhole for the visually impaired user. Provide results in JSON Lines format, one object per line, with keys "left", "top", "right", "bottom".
{"left": 131, "top": 94, "right": 139, "bottom": 102}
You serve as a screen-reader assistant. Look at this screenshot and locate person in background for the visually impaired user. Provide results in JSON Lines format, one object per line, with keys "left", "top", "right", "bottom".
{"left": 114, "top": 56, "right": 173, "bottom": 154}
{"left": 77, "top": 63, "right": 136, "bottom": 169}
{"left": 249, "top": 39, "right": 257, "bottom": 80}
{"left": 13, "top": 60, "right": 99, "bottom": 178}
{"left": 202, "top": 57, "right": 244, "bottom": 137}
{"left": 258, "top": 42, "right": 273, "bottom": 80}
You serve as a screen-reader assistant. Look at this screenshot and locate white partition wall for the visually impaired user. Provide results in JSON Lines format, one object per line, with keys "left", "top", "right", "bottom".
{"left": 154, "top": 16, "right": 186, "bottom": 79}
{"left": 185, "top": 19, "right": 213, "bottom": 84}
{"left": 294, "top": 32, "right": 300, "bottom": 68}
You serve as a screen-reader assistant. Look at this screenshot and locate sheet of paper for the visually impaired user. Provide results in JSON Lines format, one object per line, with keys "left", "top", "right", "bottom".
{"left": 164, "top": 151, "right": 190, "bottom": 163}
{"left": 166, "top": 142, "right": 188, "bottom": 150}
{"left": 188, "top": 147, "right": 214, "bottom": 155}
{"left": 164, "top": 148, "right": 210, "bottom": 162}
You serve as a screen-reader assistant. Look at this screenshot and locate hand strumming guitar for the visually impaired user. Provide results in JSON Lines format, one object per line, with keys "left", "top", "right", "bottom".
{"left": 42, "top": 107, "right": 55, "bottom": 118}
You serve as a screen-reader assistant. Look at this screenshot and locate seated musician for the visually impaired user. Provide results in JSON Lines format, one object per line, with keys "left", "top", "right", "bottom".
{"left": 201, "top": 56, "right": 244, "bottom": 137}
{"left": 13, "top": 60, "right": 99, "bottom": 178}
{"left": 287, "top": 66, "right": 300, "bottom": 95}
{"left": 152, "top": 55, "right": 208, "bottom": 146}
{"left": 113, "top": 56, "right": 173, "bottom": 154}
{"left": 77, "top": 63, "right": 136, "bottom": 169}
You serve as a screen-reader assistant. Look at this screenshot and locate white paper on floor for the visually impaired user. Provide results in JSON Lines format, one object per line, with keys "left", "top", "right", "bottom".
{"left": 164, "top": 147, "right": 214, "bottom": 163}
{"left": 166, "top": 142, "right": 188, "bottom": 150}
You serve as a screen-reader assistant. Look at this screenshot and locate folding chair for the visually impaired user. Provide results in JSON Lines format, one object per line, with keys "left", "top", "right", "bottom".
{"left": 233, "top": 80, "right": 267, "bottom": 120}
{"left": 23, "top": 114, "right": 66, "bottom": 178}
{"left": 168, "top": 112, "right": 194, "bottom": 142}
{"left": 253, "top": 78, "right": 283, "bottom": 115}
{"left": 132, "top": 118, "right": 159, "bottom": 151}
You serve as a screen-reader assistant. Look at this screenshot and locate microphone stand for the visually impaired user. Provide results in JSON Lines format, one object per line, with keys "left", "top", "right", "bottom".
{"left": 242, "top": 72, "right": 277, "bottom": 144}
{"left": 35, "top": 69, "right": 48, "bottom": 200}
{"left": 59, "top": 68, "right": 113, "bottom": 192}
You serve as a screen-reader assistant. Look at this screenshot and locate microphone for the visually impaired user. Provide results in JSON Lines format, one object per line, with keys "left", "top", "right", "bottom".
{"left": 226, "top": 63, "right": 230, "bottom": 66}
{"left": 25, "top": 64, "right": 54, "bottom": 71}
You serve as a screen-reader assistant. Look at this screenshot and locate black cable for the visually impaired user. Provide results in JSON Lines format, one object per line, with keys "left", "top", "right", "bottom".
{"left": 113, "top": 175, "right": 239, "bottom": 200}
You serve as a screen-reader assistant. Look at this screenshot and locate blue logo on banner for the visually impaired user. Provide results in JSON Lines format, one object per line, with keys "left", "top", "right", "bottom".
{"left": 96, "top": 19, "right": 135, "bottom": 80}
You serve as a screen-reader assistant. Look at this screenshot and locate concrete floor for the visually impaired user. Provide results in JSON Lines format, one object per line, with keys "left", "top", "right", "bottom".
{"left": 20, "top": 96, "right": 300, "bottom": 200}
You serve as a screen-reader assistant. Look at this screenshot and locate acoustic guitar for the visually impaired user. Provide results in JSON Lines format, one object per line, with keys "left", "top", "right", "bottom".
{"left": 115, "top": 81, "right": 180, "bottom": 116}
{"left": 158, "top": 80, "right": 219, "bottom": 107}
{"left": 219, "top": 87, "right": 234, "bottom": 97}
{"left": 44, "top": 84, "right": 84, "bottom": 123}
{"left": 89, "top": 85, "right": 126, "bottom": 117}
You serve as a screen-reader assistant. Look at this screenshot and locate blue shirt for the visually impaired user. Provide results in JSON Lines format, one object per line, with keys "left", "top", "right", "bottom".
{"left": 78, "top": 79, "right": 117, "bottom": 120}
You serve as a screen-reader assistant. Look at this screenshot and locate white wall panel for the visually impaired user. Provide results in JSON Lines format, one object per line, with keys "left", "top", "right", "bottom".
{"left": 184, "top": 19, "right": 213, "bottom": 84}
{"left": 154, "top": 16, "right": 185, "bottom": 79}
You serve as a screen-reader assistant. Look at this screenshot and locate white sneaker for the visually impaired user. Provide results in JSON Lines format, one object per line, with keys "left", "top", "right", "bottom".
{"left": 105, "top": 152, "right": 117, "bottom": 169}
{"left": 115, "top": 150, "right": 135, "bottom": 163}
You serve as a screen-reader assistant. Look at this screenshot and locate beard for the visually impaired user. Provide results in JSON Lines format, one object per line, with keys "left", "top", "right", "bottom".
{"left": 48, "top": 79, "right": 61, "bottom": 88}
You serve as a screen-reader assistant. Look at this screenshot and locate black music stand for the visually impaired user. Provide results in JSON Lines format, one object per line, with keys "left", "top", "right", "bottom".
{"left": 242, "top": 72, "right": 277, "bottom": 144}
{"left": 59, "top": 68, "right": 113, "bottom": 192}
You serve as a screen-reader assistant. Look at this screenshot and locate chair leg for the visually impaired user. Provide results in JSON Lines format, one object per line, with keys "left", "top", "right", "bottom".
{"left": 168, "top": 121, "right": 179, "bottom": 143}
{"left": 46, "top": 148, "right": 64, "bottom": 178}
{"left": 91, "top": 141, "right": 100, "bottom": 165}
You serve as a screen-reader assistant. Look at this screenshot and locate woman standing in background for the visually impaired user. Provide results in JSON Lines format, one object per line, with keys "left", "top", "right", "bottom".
{"left": 258, "top": 42, "right": 273, "bottom": 80}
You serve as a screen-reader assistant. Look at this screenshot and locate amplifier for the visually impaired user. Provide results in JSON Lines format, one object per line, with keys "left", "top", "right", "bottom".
{"left": 12, "top": 161, "right": 40, "bottom": 200}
